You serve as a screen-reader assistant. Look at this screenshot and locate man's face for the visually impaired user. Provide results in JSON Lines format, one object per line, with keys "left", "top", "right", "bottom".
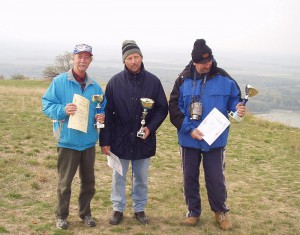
{"left": 73, "top": 52, "right": 92, "bottom": 73}
{"left": 193, "top": 60, "right": 213, "bottom": 74}
{"left": 124, "top": 53, "right": 143, "bottom": 74}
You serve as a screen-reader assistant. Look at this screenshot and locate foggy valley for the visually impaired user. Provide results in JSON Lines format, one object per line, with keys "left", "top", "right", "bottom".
{"left": 1, "top": 42, "right": 300, "bottom": 113}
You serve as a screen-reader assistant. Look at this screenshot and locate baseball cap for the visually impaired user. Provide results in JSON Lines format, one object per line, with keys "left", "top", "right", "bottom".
{"left": 73, "top": 44, "right": 93, "bottom": 56}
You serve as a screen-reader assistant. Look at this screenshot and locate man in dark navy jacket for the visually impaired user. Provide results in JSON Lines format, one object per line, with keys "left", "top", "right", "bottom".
{"left": 169, "top": 39, "right": 246, "bottom": 230}
{"left": 100, "top": 40, "right": 168, "bottom": 225}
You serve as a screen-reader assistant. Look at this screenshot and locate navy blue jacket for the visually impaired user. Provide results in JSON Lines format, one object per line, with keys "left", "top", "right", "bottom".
{"left": 169, "top": 61, "right": 242, "bottom": 151}
{"left": 100, "top": 63, "right": 168, "bottom": 160}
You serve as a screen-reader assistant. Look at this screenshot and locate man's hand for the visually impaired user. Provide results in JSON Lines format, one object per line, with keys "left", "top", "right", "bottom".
{"left": 190, "top": 128, "right": 203, "bottom": 140}
{"left": 65, "top": 103, "right": 77, "bottom": 116}
{"left": 95, "top": 114, "right": 105, "bottom": 123}
{"left": 140, "top": 127, "right": 150, "bottom": 140}
{"left": 101, "top": 146, "right": 111, "bottom": 155}
{"left": 236, "top": 103, "right": 246, "bottom": 117}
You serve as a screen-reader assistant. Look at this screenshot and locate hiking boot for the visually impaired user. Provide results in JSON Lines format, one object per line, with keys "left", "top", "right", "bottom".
{"left": 215, "top": 212, "right": 232, "bottom": 230}
{"left": 82, "top": 215, "right": 96, "bottom": 227}
{"left": 185, "top": 216, "right": 199, "bottom": 226}
{"left": 56, "top": 218, "right": 68, "bottom": 230}
{"left": 134, "top": 211, "right": 148, "bottom": 224}
{"left": 109, "top": 211, "right": 123, "bottom": 225}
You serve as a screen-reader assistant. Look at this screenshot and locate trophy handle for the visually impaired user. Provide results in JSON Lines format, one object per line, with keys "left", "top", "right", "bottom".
{"left": 241, "top": 95, "right": 249, "bottom": 106}
{"left": 96, "top": 103, "right": 101, "bottom": 114}
{"left": 95, "top": 104, "right": 105, "bottom": 129}
{"left": 229, "top": 96, "right": 248, "bottom": 122}
{"left": 229, "top": 84, "right": 258, "bottom": 122}
{"left": 137, "top": 109, "right": 148, "bottom": 138}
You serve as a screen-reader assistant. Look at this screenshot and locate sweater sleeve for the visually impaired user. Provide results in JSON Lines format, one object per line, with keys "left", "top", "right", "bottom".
{"left": 42, "top": 79, "right": 67, "bottom": 120}
{"left": 146, "top": 80, "right": 168, "bottom": 134}
{"left": 169, "top": 77, "right": 185, "bottom": 131}
{"left": 99, "top": 81, "right": 113, "bottom": 146}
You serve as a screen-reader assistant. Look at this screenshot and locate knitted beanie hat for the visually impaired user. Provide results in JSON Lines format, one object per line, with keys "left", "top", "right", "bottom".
{"left": 191, "top": 39, "right": 213, "bottom": 63}
{"left": 122, "top": 40, "right": 143, "bottom": 62}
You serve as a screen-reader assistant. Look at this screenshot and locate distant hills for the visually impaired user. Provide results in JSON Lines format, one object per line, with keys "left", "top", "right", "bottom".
{"left": 1, "top": 43, "right": 299, "bottom": 113}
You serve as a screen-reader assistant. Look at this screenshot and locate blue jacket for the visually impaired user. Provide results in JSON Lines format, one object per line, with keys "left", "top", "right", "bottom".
{"left": 42, "top": 69, "right": 106, "bottom": 151}
{"left": 169, "top": 61, "right": 241, "bottom": 151}
{"left": 99, "top": 64, "right": 168, "bottom": 160}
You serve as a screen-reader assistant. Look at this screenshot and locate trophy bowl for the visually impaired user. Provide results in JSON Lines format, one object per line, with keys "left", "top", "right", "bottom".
{"left": 92, "top": 94, "right": 104, "bottom": 103}
{"left": 140, "top": 98, "right": 155, "bottom": 109}
{"left": 246, "top": 84, "right": 259, "bottom": 98}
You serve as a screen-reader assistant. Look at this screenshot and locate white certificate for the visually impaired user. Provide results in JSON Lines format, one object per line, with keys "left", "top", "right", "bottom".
{"left": 68, "top": 94, "right": 90, "bottom": 133}
{"left": 107, "top": 152, "right": 123, "bottom": 176}
{"left": 197, "top": 108, "right": 230, "bottom": 145}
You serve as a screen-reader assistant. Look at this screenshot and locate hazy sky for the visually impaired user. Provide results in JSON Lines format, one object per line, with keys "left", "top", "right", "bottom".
{"left": 1, "top": 0, "right": 300, "bottom": 62}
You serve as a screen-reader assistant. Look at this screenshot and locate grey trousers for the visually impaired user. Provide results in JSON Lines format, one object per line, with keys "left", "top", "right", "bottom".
{"left": 56, "top": 146, "right": 95, "bottom": 219}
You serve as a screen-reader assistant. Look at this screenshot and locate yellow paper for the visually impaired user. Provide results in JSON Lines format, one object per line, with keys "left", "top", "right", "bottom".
{"left": 68, "top": 94, "right": 89, "bottom": 133}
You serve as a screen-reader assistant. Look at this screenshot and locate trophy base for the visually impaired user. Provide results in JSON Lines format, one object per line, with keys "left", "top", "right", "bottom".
{"left": 229, "top": 111, "right": 242, "bottom": 122}
{"left": 95, "top": 123, "right": 105, "bottom": 129}
{"left": 137, "top": 131, "right": 145, "bottom": 138}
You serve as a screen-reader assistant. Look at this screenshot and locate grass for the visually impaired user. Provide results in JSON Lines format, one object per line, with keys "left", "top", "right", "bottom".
{"left": 0, "top": 79, "right": 299, "bottom": 235}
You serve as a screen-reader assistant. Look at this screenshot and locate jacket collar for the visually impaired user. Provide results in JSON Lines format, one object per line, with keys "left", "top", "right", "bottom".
{"left": 179, "top": 60, "right": 218, "bottom": 80}
{"left": 67, "top": 69, "right": 94, "bottom": 86}
{"left": 124, "top": 62, "right": 145, "bottom": 79}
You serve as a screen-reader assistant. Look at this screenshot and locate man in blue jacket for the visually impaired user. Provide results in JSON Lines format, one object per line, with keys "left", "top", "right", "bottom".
{"left": 100, "top": 40, "right": 168, "bottom": 225}
{"left": 169, "top": 39, "right": 246, "bottom": 230}
{"left": 42, "top": 44, "right": 106, "bottom": 230}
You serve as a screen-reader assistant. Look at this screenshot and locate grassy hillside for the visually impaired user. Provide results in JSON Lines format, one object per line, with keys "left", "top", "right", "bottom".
{"left": 0, "top": 80, "right": 299, "bottom": 235}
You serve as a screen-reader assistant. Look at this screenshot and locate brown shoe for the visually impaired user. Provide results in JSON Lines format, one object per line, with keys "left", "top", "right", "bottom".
{"left": 185, "top": 216, "right": 199, "bottom": 226}
{"left": 134, "top": 211, "right": 148, "bottom": 224}
{"left": 215, "top": 212, "right": 232, "bottom": 230}
{"left": 109, "top": 211, "right": 123, "bottom": 225}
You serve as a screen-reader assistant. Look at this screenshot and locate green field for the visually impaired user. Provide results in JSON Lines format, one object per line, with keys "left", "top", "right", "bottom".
{"left": 0, "top": 80, "right": 299, "bottom": 235}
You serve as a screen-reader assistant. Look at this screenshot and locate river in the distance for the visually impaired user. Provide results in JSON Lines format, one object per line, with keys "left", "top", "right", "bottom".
{"left": 254, "top": 110, "right": 300, "bottom": 128}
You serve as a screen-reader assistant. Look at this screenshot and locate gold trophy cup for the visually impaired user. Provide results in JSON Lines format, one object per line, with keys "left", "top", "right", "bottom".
{"left": 92, "top": 94, "right": 105, "bottom": 129}
{"left": 137, "top": 98, "right": 155, "bottom": 138}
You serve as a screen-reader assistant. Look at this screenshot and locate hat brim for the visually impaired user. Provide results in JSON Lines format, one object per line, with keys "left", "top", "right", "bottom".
{"left": 73, "top": 51, "right": 93, "bottom": 56}
{"left": 193, "top": 55, "right": 213, "bottom": 64}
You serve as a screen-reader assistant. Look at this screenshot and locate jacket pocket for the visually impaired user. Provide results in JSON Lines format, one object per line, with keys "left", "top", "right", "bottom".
{"left": 111, "top": 136, "right": 127, "bottom": 156}
{"left": 141, "top": 135, "right": 156, "bottom": 156}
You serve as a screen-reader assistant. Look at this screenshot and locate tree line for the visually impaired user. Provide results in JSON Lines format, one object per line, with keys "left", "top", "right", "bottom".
{"left": 1, "top": 52, "right": 299, "bottom": 113}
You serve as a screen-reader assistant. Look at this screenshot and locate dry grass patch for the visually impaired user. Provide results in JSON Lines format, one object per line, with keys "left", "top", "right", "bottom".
{"left": 1, "top": 80, "right": 300, "bottom": 235}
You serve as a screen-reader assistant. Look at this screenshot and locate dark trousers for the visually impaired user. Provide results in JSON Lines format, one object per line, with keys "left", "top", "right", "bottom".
{"left": 181, "top": 146, "right": 229, "bottom": 217}
{"left": 56, "top": 146, "right": 96, "bottom": 219}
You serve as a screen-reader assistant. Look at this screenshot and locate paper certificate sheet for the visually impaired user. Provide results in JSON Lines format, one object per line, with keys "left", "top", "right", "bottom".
{"left": 68, "top": 94, "right": 90, "bottom": 133}
{"left": 107, "top": 152, "right": 123, "bottom": 176}
{"left": 197, "top": 108, "right": 230, "bottom": 145}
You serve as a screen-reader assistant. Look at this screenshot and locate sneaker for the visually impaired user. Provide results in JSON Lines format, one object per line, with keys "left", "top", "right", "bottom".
{"left": 185, "top": 216, "right": 199, "bottom": 226}
{"left": 134, "top": 211, "right": 148, "bottom": 224}
{"left": 215, "top": 212, "right": 232, "bottom": 230}
{"left": 56, "top": 218, "right": 68, "bottom": 230}
{"left": 82, "top": 215, "right": 96, "bottom": 227}
{"left": 109, "top": 211, "right": 123, "bottom": 225}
